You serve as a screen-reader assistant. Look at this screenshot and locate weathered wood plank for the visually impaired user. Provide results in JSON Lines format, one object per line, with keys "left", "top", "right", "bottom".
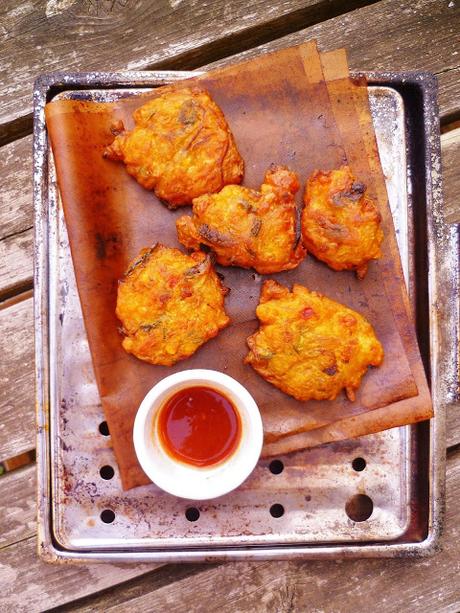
{"left": 0, "top": 464, "right": 35, "bottom": 549}
{"left": 206, "top": 0, "right": 460, "bottom": 120}
{"left": 1, "top": 0, "right": 459, "bottom": 141}
{"left": 60, "top": 448, "right": 460, "bottom": 613}
{"left": 0, "top": 536, "right": 158, "bottom": 613}
{"left": 0, "top": 0, "right": 364, "bottom": 139}
{"left": 441, "top": 127, "right": 460, "bottom": 224}
{"left": 0, "top": 2, "right": 457, "bottom": 610}
{"left": 0, "top": 135, "right": 33, "bottom": 238}
{"left": 439, "top": 67, "right": 460, "bottom": 124}
{"left": 0, "top": 462, "right": 161, "bottom": 611}
{"left": 0, "top": 228, "right": 33, "bottom": 298}
{"left": 0, "top": 134, "right": 34, "bottom": 298}
{"left": 0, "top": 296, "right": 34, "bottom": 461}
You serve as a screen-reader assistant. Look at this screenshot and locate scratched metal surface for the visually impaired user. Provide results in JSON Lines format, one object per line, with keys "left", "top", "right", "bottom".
{"left": 45, "top": 85, "right": 412, "bottom": 551}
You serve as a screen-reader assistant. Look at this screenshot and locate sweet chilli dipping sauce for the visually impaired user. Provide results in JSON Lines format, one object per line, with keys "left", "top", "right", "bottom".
{"left": 157, "top": 386, "right": 242, "bottom": 467}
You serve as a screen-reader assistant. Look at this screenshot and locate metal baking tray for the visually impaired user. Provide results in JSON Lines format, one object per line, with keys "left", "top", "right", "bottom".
{"left": 34, "top": 70, "right": 458, "bottom": 562}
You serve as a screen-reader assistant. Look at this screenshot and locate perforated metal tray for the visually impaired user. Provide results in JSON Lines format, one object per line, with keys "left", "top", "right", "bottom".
{"left": 34, "top": 70, "right": 458, "bottom": 562}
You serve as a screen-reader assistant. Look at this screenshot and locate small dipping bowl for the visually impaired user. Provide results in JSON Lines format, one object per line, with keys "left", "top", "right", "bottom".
{"left": 133, "top": 369, "right": 263, "bottom": 500}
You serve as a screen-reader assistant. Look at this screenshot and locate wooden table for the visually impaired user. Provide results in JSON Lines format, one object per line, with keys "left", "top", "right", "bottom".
{"left": 1, "top": 1, "right": 459, "bottom": 610}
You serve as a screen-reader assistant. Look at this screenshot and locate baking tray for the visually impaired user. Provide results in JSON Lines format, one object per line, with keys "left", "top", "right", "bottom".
{"left": 34, "top": 70, "right": 458, "bottom": 562}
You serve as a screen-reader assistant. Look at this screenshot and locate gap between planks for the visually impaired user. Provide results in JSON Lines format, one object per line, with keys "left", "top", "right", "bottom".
{"left": 0, "top": 0, "right": 380, "bottom": 147}
{"left": 0, "top": 0, "right": 459, "bottom": 146}
{"left": 0, "top": 296, "right": 35, "bottom": 460}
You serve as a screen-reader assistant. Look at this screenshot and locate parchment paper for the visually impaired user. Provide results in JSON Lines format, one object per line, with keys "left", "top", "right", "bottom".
{"left": 264, "top": 47, "right": 433, "bottom": 455}
{"left": 45, "top": 41, "right": 432, "bottom": 489}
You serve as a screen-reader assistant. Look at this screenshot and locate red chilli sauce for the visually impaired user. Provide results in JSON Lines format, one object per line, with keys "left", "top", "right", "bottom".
{"left": 157, "top": 386, "right": 242, "bottom": 467}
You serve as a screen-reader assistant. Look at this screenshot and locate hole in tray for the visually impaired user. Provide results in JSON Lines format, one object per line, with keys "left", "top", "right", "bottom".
{"left": 269, "top": 503, "right": 285, "bottom": 518}
{"left": 352, "top": 457, "right": 366, "bottom": 472}
{"left": 345, "top": 494, "right": 373, "bottom": 522}
{"left": 100, "top": 509, "right": 115, "bottom": 524}
{"left": 98, "top": 421, "right": 110, "bottom": 436}
{"left": 100, "top": 465, "right": 115, "bottom": 480}
{"left": 269, "top": 459, "right": 284, "bottom": 474}
{"left": 185, "top": 507, "right": 200, "bottom": 522}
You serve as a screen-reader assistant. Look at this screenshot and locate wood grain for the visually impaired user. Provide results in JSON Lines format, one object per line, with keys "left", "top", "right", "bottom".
{"left": 442, "top": 127, "right": 460, "bottom": 224}
{"left": 53, "top": 448, "right": 460, "bottom": 613}
{"left": 0, "top": 0, "right": 364, "bottom": 141}
{"left": 0, "top": 536, "right": 157, "bottom": 613}
{"left": 1, "top": 0, "right": 459, "bottom": 143}
{"left": 0, "top": 296, "right": 34, "bottom": 461}
{"left": 0, "top": 462, "right": 160, "bottom": 610}
{"left": 439, "top": 67, "right": 460, "bottom": 124}
{"left": 0, "top": 135, "right": 33, "bottom": 238}
{"left": 0, "top": 134, "right": 34, "bottom": 299}
{"left": 0, "top": 228, "right": 33, "bottom": 298}
{"left": 0, "top": 464, "right": 35, "bottom": 549}
{"left": 206, "top": 0, "right": 460, "bottom": 118}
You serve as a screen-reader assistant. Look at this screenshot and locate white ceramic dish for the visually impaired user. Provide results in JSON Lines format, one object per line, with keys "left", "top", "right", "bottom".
{"left": 133, "top": 369, "right": 263, "bottom": 500}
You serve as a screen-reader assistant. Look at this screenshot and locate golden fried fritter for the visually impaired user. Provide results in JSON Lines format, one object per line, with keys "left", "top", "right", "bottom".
{"left": 176, "top": 166, "right": 306, "bottom": 274}
{"left": 104, "top": 87, "right": 244, "bottom": 208}
{"left": 245, "top": 280, "right": 384, "bottom": 401}
{"left": 302, "top": 166, "right": 383, "bottom": 279}
{"left": 116, "top": 244, "right": 229, "bottom": 366}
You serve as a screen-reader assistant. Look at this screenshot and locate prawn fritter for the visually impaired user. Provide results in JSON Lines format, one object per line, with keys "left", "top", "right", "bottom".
{"left": 302, "top": 166, "right": 383, "bottom": 279}
{"left": 176, "top": 165, "right": 306, "bottom": 274}
{"left": 104, "top": 87, "right": 244, "bottom": 208}
{"left": 245, "top": 280, "right": 384, "bottom": 401}
{"left": 116, "top": 244, "right": 230, "bottom": 366}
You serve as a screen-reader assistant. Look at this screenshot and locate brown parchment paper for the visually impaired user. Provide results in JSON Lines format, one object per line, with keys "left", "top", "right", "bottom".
{"left": 45, "top": 41, "right": 432, "bottom": 490}
{"left": 264, "top": 48, "right": 433, "bottom": 455}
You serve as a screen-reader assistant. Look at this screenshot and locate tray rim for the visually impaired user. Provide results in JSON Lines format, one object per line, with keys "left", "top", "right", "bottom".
{"left": 33, "top": 69, "right": 455, "bottom": 563}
